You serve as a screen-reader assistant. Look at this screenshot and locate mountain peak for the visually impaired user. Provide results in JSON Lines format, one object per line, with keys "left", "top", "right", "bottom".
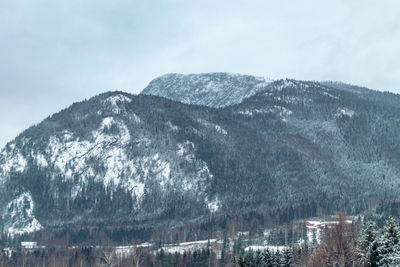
{"left": 141, "top": 72, "right": 273, "bottom": 108}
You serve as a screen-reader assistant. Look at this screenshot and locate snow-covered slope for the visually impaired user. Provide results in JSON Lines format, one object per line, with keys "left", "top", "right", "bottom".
{"left": 141, "top": 72, "right": 273, "bottom": 108}
{"left": 2, "top": 75, "right": 400, "bottom": 242}
{"left": 2, "top": 192, "right": 42, "bottom": 236}
{"left": 0, "top": 92, "right": 217, "bottom": 235}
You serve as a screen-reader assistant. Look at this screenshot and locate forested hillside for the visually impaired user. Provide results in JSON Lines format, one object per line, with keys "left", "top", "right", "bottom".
{"left": 1, "top": 73, "right": 400, "bottom": 245}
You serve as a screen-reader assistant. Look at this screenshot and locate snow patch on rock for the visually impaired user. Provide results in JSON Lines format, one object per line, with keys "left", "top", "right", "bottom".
{"left": 35, "top": 153, "right": 48, "bottom": 168}
{"left": 101, "top": 117, "right": 115, "bottom": 129}
{"left": 215, "top": 125, "right": 228, "bottom": 135}
{"left": 165, "top": 121, "right": 179, "bottom": 132}
{"left": 177, "top": 141, "right": 196, "bottom": 161}
{"left": 131, "top": 113, "right": 141, "bottom": 123}
{"left": 321, "top": 91, "right": 339, "bottom": 100}
{"left": 103, "top": 94, "right": 132, "bottom": 114}
{"left": 175, "top": 141, "right": 213, "bottom": 191}
{"left": 46, "top": 120, "right": 136, "bottom": 194}
{"left": 335, "top": 108, "right": 355, "bottom": 118}
{"left": 1, "top": 149, "right": 27, "bottom": 173}
{"left": 3, "top": 192, "right": 42, "bottom": 236}
{"left": 238, "top": 105, "right": 292, "bottom": 120}
{"left": 197, "top": 119, "right": 228, "bottom": 136}
{"left": 206, "top": 197, "right": 220, "bottom": 213}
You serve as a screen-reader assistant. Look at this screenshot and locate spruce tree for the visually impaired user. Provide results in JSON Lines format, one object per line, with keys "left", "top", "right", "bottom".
{"left": 243, "top": 251, "right": 254, "bottom": 267}
{"left": 260, "top": 249, "right": 274, "bottom": 267}
{"left": 273, "top": 250, "right": 281, "bottom": 267}
{"left": 378, "top": 216, "right": 400, "bottom": 267}
{"left": 253, "top": 250, "right": 262, "bottom": 266}
{"left": 238, "top": 254, "right": 245, "bottom": 267}
{"left": 280, "top": 248, "right": 295, "bottom": 267}
{"left": 357, "top": 221, "right": 379, "bottom": 267}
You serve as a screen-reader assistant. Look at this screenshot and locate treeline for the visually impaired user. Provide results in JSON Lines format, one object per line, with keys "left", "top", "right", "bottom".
{"left": 0, "top": 246, "right": 219, "bottom": 267}
{"left": 238, "top": 214, "right": 400, "bottom": 266}
{"left": 2, "top": 214, "right": 400, "bottom": 266}
{"left": 234, "top": 249, "right": 295, "bottom": 267}
{"left": 298, "top": 215, "right": 400, "bottom": 266}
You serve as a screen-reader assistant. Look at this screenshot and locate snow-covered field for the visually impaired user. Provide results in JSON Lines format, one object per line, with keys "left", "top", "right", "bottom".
{"left": 158, "top": 239, "right": 218, "bottom": 254}
{"left": 244, "top": 245, "right": 288, "bottom": 252}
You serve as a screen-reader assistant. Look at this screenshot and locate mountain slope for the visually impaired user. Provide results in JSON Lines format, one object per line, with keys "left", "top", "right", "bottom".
{"left": 1, "top": 75, "right": 400, "bottom": 242}
{"left": 0, "top": 93, "right": 222, "bottom": 236}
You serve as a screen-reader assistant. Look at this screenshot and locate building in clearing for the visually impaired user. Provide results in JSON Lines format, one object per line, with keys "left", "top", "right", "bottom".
{"left": 305, "top": 216, "right": 354, "bottom": 244}
{"left": 21, "top": 242, "right": 38, "bottom": 249}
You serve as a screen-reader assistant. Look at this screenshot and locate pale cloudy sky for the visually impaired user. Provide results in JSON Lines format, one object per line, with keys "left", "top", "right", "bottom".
{"left": 1, "top": 0, "right": 400, "bottom": 147}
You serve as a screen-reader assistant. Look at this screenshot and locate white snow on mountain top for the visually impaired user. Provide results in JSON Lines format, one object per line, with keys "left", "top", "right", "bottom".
{"left": 103, "top": 94, "right": 132, "bottom": 114}
{"left": 141, "top": 72, "right": 273, "bottom": 108}
{"left": 104, "top": 94, "right": 132, "bottom": 105}
{"left": 142, "top": 74, "right": 344, "bottom": 109}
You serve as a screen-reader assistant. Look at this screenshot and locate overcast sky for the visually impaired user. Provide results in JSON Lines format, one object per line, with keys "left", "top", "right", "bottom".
{"left": 1, "top": 0, "right": 400, "bottom": 147}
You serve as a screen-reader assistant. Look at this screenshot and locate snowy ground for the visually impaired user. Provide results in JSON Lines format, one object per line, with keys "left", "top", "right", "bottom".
{"left": 244, "top": 245, "right": 289, "bottom": 252}
{"left": 157, "top": 239, "right": 218, "bottom": 254}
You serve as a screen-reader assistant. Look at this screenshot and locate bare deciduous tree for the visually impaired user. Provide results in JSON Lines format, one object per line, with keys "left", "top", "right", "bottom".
{"left": 100, "top": 250, "right": 117, "bottom": 267}
{"left": 131, "top": 246, "right": 144, "bottom": 267}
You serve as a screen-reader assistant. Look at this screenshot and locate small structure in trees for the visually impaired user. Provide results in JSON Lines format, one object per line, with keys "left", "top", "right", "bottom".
{"left": 20, "top": 242, "right": 38, "bottom": 250}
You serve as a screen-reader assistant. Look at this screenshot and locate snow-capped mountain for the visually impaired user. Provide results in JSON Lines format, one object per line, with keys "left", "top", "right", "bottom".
{"left": 141, "top": 72, "right": 273, "bottom": 108}
{"left": 1, "top": 74, "right": 400, "bottom": 243}
{"left": 0, "top": 93, "right": 217, "bottom": 236}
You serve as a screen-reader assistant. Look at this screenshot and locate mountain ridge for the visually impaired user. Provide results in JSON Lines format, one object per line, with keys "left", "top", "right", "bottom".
{"left": 1, "top": 73, "right": 400, "bottom": 243}
{"left": 141, "top": 72, "right": 273, "bottom": 108}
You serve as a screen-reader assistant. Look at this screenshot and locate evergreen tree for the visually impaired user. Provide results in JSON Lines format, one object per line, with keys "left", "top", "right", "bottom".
{"left": 238, "top": 254, "right": 246, "bottom": 267}
{"left": 252, "top": 250, "right": 262, "bottom": 266}
{"left": 280, "top": 248, "right": 295, "bottom": 267}
{"left": 378, "top": 217, "right": 400, "bottom": 267}
{"left": 357, "top": 221, "right": 379, "bottom": 267}
{"left": 273, "top": 250, "right": 281, "bottom": 267}
{"left": 259, "top": 249, "right": 274, "bottom": 267}
{"left": 221, "top": 234, "right": 229, "bottom": 266}
{"left": 243, "top": 251, "right": 254, "bottom": 267}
